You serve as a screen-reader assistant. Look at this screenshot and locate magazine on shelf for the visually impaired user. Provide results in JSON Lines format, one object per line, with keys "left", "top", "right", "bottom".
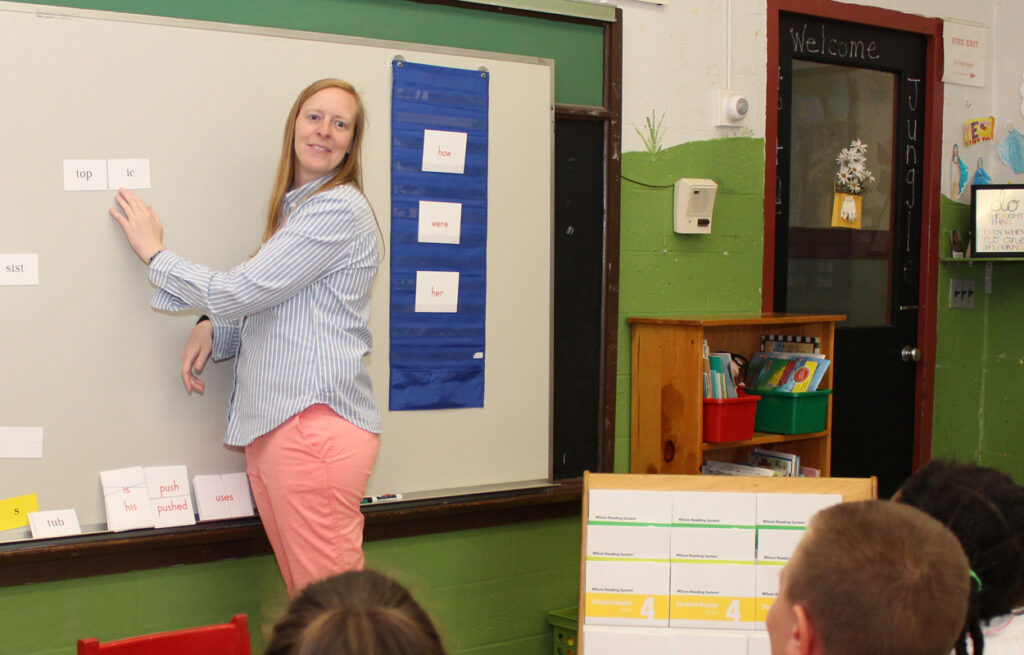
{"left": 701, "top": 460, "right": 775, "bottom": 477}
{"left": 747, "top": 448, "right": 800, "bottom": 477}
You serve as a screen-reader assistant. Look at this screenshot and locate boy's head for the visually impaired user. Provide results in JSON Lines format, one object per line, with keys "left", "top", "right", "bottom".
{"left": 766, "top": 500, "right": 969, "bottom": 655}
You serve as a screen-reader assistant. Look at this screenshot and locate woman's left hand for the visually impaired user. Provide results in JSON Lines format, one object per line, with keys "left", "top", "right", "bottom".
{"left": 109, "top": 188, "right": 165, "bottom": 264}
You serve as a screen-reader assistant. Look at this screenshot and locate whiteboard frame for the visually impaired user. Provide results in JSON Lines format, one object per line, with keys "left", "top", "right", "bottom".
{"left": 0, "top": 1, "right": 555, "bottom": 539}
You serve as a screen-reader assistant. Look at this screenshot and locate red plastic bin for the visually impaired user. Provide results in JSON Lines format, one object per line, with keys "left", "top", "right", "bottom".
{"left": 702, "top": 389, "right": 761, "bottom": 443}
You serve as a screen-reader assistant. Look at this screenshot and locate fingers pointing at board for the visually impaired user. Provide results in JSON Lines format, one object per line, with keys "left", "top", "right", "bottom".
{"left": 110, "top": 188, "right": 165, "bottom": 264}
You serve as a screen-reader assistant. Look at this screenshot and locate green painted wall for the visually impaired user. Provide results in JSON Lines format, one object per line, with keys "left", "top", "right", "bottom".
{"left": 615, "top": 138, "right": 768, "bottom": 471}
{"left": 11, "top": 0, "right": 603, "bottom": 106}
{"left": 0, "top": 518, "right": 581, "bottom": 655}
{"left": 934, "top": 196, "right": 1024, "bottom": 480}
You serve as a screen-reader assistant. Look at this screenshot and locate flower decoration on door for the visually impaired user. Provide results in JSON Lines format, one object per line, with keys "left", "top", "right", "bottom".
{"left": 831, "top": 139, "right": 874, "bottom": 230}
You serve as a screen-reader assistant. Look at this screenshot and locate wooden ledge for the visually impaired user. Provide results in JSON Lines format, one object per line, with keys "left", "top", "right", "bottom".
{"left": 0, "top": 478, "right": 582, "bottom": 588}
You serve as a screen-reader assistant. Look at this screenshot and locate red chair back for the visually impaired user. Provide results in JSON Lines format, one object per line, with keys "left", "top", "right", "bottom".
{"left": 77, "top": 614, "right": 250, "bottom": 655}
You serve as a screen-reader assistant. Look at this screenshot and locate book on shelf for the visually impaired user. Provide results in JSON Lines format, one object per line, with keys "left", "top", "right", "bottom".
{"left": 761, "top": 333, "right": 821, "bottom": 354}
{"left": 701, "top": 459, "right": 775, "bottom": 477}
{"left": 748, "top": 351, "right": 830, "bottom": 392}
{"left": 747, "top": 448, "right": 800, "bottom": 477}
{"left": 799, "top": 466, "right": 821, "bottom": 478}
{"left": 702, "top": 341, "right": 738, "bottom": 399}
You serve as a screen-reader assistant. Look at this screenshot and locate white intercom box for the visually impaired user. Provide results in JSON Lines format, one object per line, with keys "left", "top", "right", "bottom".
{"left": 673, "top": 178, "right": 717, "bottom": 234}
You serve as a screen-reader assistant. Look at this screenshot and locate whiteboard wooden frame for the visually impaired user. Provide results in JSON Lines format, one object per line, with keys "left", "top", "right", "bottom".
{"left": 0, "top": 1, "right": 554, "bottom": 537}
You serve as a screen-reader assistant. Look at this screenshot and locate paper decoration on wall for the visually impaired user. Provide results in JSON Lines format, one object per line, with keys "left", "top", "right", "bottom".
{"left": 963, "top": 116, "right": 994, "bottom": 145}
{"left": 998, "top": 123, "right": 1024, "bottom": 174}
{"left": 389, "top": 59, "right": 489, "bottom": 411}
{"left": 831, "top": 139, "right": 874, "bottom": 229}
{"left": 951, "top": 144, "right": 970, "bottom": 199}
{"left": 972, "top": 157, "right": 992, "bottom": 187}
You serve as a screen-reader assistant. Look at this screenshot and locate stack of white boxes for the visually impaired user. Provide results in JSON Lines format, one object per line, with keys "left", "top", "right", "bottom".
{"left": 583, "top": 489, "right": 840, "bottom": 655}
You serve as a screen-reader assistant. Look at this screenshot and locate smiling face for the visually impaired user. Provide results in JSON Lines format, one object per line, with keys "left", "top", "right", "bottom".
{"left": 292, "top": 86, "right": 359, "bottom": 188}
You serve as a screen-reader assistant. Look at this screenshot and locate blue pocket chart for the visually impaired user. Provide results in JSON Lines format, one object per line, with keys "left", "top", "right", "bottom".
{"left": 389, "top": 60, "right": 489, "bottom": 410}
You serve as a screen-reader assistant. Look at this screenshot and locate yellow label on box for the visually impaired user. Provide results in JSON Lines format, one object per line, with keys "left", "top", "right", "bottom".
{"left": 756, "top": 597, "right": 776, "bottom": 622}
{"left": 671, "top": 595, "right": 754, "bottom": 623}
{"left": 585, "top": 592, "right": 669, "bottom": 621}
{"left": 0, "top": 493, "right": 39, "bottom": 531}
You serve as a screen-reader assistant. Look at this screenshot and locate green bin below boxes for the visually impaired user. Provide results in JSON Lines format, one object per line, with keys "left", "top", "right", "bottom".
{"left": 547, "top": 606, "right": 578, "bottom": 655}
{"left": 753, "top": 388, "right": 832, "bottom": 434}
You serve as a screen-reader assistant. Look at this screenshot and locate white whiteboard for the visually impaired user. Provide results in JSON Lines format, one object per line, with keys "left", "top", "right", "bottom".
{"left": 0, "top": 2, "right": 553, "bottom": 533}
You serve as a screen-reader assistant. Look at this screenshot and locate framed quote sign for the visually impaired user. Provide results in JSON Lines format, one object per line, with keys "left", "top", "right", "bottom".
{"left": 973, "top": 184, "right": 1024, "bottom": 257}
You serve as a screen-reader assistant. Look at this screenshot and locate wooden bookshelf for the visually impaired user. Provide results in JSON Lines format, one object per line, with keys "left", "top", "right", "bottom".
{"left": 628, "top": 313, "right": 845, "bottom": 476}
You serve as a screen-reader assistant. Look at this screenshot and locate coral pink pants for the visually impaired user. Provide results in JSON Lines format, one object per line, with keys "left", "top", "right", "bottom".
{"left": 245, "top": 404, "right": 379, "bottom": 596}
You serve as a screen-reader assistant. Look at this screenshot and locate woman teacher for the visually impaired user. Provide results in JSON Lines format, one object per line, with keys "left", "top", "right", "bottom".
{"left": 110, "top": 79, "right": 381, "bottom": 597}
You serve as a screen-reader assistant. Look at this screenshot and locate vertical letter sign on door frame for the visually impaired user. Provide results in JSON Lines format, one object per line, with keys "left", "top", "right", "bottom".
{"left": 389, "top": 59, "right": 489, "bottom": 410}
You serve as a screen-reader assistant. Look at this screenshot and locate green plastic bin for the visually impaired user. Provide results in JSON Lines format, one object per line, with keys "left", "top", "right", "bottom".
{"left": 753, "top": 388, "right": 832, "bottom": 434}
{"left": 548, "top": 606, "right": 578, "bottom": 655}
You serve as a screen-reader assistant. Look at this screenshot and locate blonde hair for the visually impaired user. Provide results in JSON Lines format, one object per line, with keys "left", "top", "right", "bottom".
{"left": 262, "top": 79, "right": 367, "bottom": 243}
{"left": 785, "top": 501, "right": 970, "bottom": 655}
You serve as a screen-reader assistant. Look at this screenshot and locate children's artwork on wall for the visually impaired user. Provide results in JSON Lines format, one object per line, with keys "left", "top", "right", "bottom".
{"left": 972, "top": 157, "right": 992, "bottom": 187}
{"left": 963, "top": 116, "right": 994, "bottom": 145}
{"left": 831, "top": 139, "right": 874, "bottom": 229}
{"left": 951, "top": 144, "right": 970, "bottom": 199}
{"left": 998, "top": 122, "right": 1024, "bottom": 174}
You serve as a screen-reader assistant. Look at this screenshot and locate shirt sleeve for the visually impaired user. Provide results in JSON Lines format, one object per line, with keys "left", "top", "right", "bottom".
{"left": 147, "top": 188, "right": 373, "bottom": 321}
{"left": 209, "top": 314, "right": 241, "bottom": 362}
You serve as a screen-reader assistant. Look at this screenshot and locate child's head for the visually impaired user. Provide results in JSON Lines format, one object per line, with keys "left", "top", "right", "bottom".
{"left": 894, "top": 459, "right": 1024, "bottom": 654}
{"left": 264, "top": 569, "right": 446, "bottom": 655}
{"left": 767, "top": 500, "right": 969, "bottom": 655}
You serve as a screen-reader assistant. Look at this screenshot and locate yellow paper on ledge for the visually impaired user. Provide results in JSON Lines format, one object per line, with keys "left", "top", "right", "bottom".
{"left": 0, "top": 493, "right": 39, "bottom": 532}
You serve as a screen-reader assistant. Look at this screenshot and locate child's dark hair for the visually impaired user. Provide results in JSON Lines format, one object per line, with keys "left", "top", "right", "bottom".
{"left": 264, "top": 569, "right": 446, "bottom": 655}
{"left": 894, "top": 459, "right": 1024, "bottom": 655}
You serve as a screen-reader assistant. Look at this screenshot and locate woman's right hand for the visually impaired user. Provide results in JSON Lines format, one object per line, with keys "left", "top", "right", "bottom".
{"left": 181, "top": 320, "right": 214, "bottom": 393}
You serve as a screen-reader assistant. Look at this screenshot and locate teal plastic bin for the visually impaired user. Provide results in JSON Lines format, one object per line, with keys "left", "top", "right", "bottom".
{"left": 548, "top": 606, "right": 578, "bottom": 655}
{"left": 753, "top": 388, "right": 831, "bottom": 434}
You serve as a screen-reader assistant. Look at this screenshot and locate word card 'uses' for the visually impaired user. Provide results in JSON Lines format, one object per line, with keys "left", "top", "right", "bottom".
{"left": 193, "top": 472, "right": 255, "bottom": 521}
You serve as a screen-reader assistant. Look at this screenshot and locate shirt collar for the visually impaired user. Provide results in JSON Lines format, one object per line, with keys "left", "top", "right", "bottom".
{"left": 284, "top": 174, "right": 334, "bottom": 212}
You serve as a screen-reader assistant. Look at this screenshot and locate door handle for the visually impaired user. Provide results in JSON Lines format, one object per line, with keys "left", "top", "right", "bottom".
{"left": 900, "top": 346, "right": 922, "bottom": 363}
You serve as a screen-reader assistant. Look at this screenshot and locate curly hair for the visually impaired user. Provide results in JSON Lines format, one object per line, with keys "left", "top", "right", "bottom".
{"left": 894, "top": 460, "right": 1024, "bottom": 655}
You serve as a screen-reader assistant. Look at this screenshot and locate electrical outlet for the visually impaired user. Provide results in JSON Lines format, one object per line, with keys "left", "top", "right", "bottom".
{"left": 949, "top": 279, "right": 975, "bottom": 309}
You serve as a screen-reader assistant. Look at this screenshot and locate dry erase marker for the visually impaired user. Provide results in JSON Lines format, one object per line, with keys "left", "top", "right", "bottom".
{"left": 361, "top": 493, "right": 403, "bottom": 505}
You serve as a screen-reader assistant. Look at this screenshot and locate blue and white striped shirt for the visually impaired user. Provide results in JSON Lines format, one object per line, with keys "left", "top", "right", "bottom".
{"left": 148, "top": 176, "right": 381, "bottom": 447}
